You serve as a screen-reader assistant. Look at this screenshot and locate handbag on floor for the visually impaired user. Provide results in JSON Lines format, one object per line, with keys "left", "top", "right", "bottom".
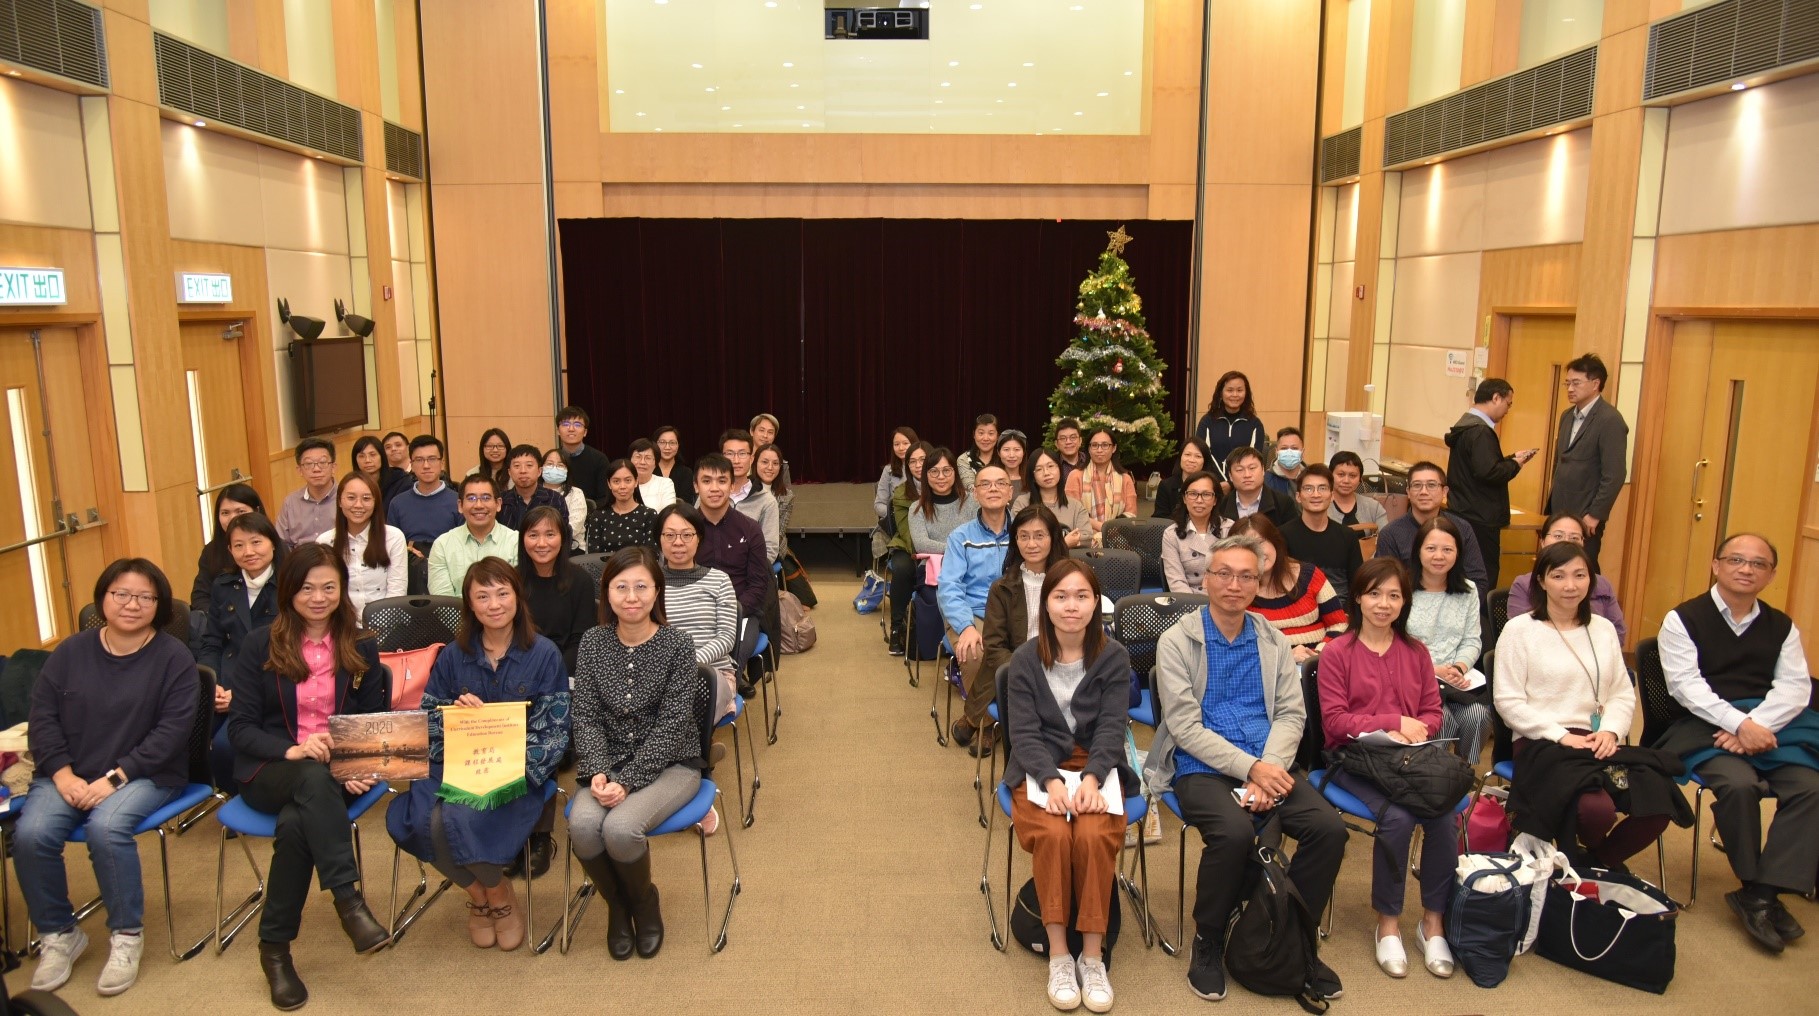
{"left": 853, "top": 571, "right": 886, "bottom": 614}
{"left": 1462, "top": 785, "right": 1512, "bottom": 853}
{"left": 1224, "top": 836, "right": 1329, "bottom": 1013}
{"left": 1534, "top": 867, "right": 1680, "bottom": 994}
{"left": 1446, "top": 851, "right": 1536, "bottom": 988}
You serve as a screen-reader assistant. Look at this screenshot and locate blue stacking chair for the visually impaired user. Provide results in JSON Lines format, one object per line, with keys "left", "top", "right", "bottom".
{"left": 14, "top": 669, "right": 221, "bottom": 962}
{"left": 742, "top": 609, "right": 783, "bottom": 747}
{"left": 544, "top": 779, "right": 741, "bottom": 955}
{"left": 1111, "top": 593, "right": 1208, "bottom": 731}
{"left": 211, "top": 667, "right": 395, "bottom": 954}
{"left": 979, "top": 674, "right": 1156, "bottom": 952}
{"left": 385, "top": 779, "right": 558, "bottom": 946}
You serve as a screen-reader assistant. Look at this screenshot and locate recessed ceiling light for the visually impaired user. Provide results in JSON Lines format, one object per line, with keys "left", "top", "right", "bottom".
{"left": 934, "top": 99, "right": 943, "bottom": 104}
{"left": 705, "top": 86, "right": 715, "bottom": 92}
{"left": 969, "top": 3, "right": 981, "bottom": 8}
{"left": 690, "top": 62, "right": 702, "bottom": 69}
{"left": 1023, "top": 61, "right": 1035, "bottom": 67}
{"left": 995, "top": 98, "right": 1003, "bottom": 103}
{"left": 790, "top": 82, "right": 800, "bottom": 88}
{"left": 721, "top": 105, "right": 732, "bottom": 110}
{"left": 733, "top": 122, "right": 743, "bottom": 126}
{"left": 614, "top": 89, "right": 625, "bottom": 94}
{"left": 802, "top": 122, "right": 811, "bottom": 127}
{"left": 636, "top": 111, "right": 647, "bottom": 116}
{"left": 1096, "top": 91, "right": 1108, "bottom": 97}
{"left": 797, "top": 105, "right": 805, "bottom": 110}
{"left": 1007, "top": 82, "right": 1017, "bottom": 87}
{"left": 654, "top": 127, "right": 663, "bottom": 132}
{"left": 194, "top": 119, "right": 207, "bottom": 127}
{"left": 1562, "top": 16, "right": 1574, "bottom": 21}
{"left": 1070, "top": 3, "right": 1082, "bottom": 8}
{"left": 940, "top": 81, "right": 950, "bottom": 87}
{"left": 1073, "top": 111, "right": 1083, "bottom": 116}
{"left": 948, "top": 60, "right": 959, "bottom": 67}
{"left": 1731, "top": 81, "right": 1747, "bottom": 90}
{"left": 1123, "top": 69, "right": 1133, "bottom": 76}
{"left": 783, "top": 61, "right": 794, "bottom": 68}
{"left": 764, "top": 1, "right": 776, "bottom": 6}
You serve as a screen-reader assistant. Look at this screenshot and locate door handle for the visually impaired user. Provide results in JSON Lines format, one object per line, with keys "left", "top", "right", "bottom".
{"left": 1690, "top": 458, "right": 1708, "bottom": 521}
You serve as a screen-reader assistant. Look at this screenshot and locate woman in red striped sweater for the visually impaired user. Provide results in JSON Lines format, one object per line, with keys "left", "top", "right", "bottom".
{"left": 1230, "top": 514, "right": 1346, "bottom": 664}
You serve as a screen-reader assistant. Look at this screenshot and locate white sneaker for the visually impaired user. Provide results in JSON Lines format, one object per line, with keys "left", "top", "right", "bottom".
{"left": 1047, "top": 955, "right": 1082, "bottom": 1011}
{"left": 96, "top": 931, "right": 143, "bottom": 996}
{"left": 1077, "top": 956, "right": 1114, "bottom": 1013}
{"left": 30, "top": 926, "right": 88, "bottom": 992}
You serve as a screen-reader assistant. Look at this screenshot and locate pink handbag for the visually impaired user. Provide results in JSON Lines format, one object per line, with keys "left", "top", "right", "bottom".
{"left": 1463, "top": 787, "right": 1512, "bottom": 853}
{"left": 380, "top": 643, "right": 443, "bottom": 710}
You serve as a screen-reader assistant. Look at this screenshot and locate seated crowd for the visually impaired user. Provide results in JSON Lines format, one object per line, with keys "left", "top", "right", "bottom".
{"left": 13, "top": 389, "right": 1814, "bottom": 1015}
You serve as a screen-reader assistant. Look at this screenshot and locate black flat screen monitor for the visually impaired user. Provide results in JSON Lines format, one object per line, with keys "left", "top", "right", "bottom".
{"left": 289, "top": 337, "right": 367, "bottom": 436}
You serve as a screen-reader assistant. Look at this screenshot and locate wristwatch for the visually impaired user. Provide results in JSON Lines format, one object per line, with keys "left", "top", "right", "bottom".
{"left": 105, "top": 769, "right": 125, "bottom": 789}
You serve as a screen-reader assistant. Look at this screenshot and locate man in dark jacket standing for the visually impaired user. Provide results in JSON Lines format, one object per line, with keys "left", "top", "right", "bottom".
{"left": 1443, "top": 378, "right": 1536, "bottom": 590}
{"left": 1547, "top": 353, "right": 1629, "bottom": 572}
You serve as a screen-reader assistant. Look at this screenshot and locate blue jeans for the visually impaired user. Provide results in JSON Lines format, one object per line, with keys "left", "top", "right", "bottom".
{"left": 13, "top": 777, "right": 181, "bottom": 933}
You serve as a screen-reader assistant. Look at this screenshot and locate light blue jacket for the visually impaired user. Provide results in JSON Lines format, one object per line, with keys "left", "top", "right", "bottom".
{"left": 937, "top": 510, "right": 1011, "bottom": 634}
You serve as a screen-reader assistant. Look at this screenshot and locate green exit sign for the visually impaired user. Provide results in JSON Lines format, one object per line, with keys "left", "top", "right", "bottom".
{"left": 0, "top": 267, "right": 66, "bottom": 306}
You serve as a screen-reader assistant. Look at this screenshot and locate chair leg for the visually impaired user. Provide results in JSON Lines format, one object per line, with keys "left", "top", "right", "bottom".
{"left": 756, "top": 657, "right": 782, "bottom": 746}
{"left": 931, "top": 658, "right": 948, "bottom": 746}
{"left": 546, "top": 831, "right": 595, "bottom": 955}
{"left": 213, "top": 825, "right": 266, "bottom": 955}
{"left": 173, "top": 792, "right": 226, "bottom": 835}
{"left": 726, "top": 713, "right": 761, "bottom": 829}
{"left": 386, "top": 845, "right": 452, "bottom": 945}
{"left": 980, "top": 795, "right": 1007, "bottom": 950}
{"left": 1176, "top": 815, "right": 1189, "bottom": 955}
{"left": 156, "top": 825, "right": 212, "bottom": 961}
{"left": 698, "top": 789, "right": 741, "bottom": 953}
{"left": 1689, "top": 785, "right": 1704, "bottom": 908}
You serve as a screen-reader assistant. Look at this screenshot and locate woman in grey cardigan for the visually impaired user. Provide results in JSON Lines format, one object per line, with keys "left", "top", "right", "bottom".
{"left": 1000, "top": 558, "right": 1133, "bottom": 1013}
{"left": 874, "top": 427, "right": 918, "bottom": 522}
{"left": 908, "top": 447, "right": 975, "bottom": 557}
{"left": 1404, "top": 516, "right": 1490, "bottom": 764}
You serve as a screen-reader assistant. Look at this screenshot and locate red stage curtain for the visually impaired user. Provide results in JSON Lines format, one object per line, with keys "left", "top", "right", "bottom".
{"left": 559, "top": 218, "right": 1194, "bottom": 483}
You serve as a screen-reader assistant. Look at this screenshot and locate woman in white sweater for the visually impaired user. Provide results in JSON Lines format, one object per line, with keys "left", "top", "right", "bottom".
{"left": 1494, "top": 541, "right": 1662, "bottom": 868}
{"left": 1404, "top": 516, "right": 1490, "bottom": 764}
{"left": 318, "top": 472, "right": 407, "bottom": 620}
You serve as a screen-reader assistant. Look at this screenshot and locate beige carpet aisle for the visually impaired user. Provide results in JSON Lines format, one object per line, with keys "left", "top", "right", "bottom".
{"left": 5, "top": 571, "right": 1816, "bottom": 1014}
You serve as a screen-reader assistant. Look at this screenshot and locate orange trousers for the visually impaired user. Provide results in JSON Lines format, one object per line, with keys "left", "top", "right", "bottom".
{"left": 1011, "top": 747, "right": 1125, "bottom": 934}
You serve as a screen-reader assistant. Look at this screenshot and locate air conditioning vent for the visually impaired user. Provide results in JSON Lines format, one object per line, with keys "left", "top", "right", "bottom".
{"left": 154, "top": 32, "right": 363, "bottom": 162}
{"left": 0, "top": 0, "right": 107, "bottom": 89}
{"left": 1383, "top": 46, "right": 1597, "bottom": 168}
{"left": 383, "top": 120, "right": 425, "bottom": 180}
{"left": 1644, "top": 0, "right": 1819, "bottom": 101}
{"left": 1319, "top": 126, "right": 1362, "bottom": 183}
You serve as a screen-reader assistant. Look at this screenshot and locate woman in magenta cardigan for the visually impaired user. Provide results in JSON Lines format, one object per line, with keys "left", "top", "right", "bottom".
{"left": 1316, "top": 557, "right": 1456, "bottom": 982}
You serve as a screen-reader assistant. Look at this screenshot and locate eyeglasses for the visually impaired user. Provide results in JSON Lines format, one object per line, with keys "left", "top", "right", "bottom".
{"left": 977, "top": 480, "right": 1013, "bottom": 491}
{"left": 1563, "top": 378, "right": 1591, "bottom": 389}
{"left": 1718, "top": 555, "right": 1774, "bottom": 571}
{"left": 609, "top": 582, "right": 656, "bottom": 597}
{"left": 1183, "top": 490, "right": 1216, "bottom": 501}
{"left": 1544, "top": 529, "right": 1584, "bottom": 543}
{"left": 1407, "top": 481, "right": 1444, "bottom": 492}
{"left": 411, "top": 455, "right": 442, "bottom": 465}
{"left": 299, "top": 458, "right": 333, "bottom": 470}
{"left": 724, "top": 450, "right": 751, "bottom": 460}
{"left": 1299, "top": 485, "right": 1331, "bottom": 495}
{"left": 926, "top": 466, "right": 954, "bottom": 477}
{"left": 1015, "top": 532, "right": 1048, "bottom": 544}
{"left": 660, "top": 531, "right": 698, "bottom": 543}
{"left": 558, "top": 420, "right": 584, "bottom": 429}
{"left": 463, "top": 494, "right": 495, "bottom": 504}
{"left": 1089, "top": 442, "right": 1114, "bottom": 450}
{"left": 107, "top": 589, "right": 160, "bottom": 607}
{"left": 1208, "top": 570, "right": 1259, "bottom": 586}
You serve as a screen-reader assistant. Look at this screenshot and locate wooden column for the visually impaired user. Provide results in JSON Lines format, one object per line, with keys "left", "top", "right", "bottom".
{"left": 1342, "top": 0, "right": 1413, "bottom": 413}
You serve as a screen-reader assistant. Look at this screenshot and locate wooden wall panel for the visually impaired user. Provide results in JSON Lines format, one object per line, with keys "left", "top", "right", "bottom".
{"left": 595, "top": 184, "right": 1154, "bottom": 220}
{"left": 1653, "top": 224, "right": 1819, "bottom": 310}
{"left": 1381, "top": 426, "right": 1447, "bottom": 465}
{"left": 1197, "top": 183, "right": 1316, "bottom": 421}
{"left": 420, "top": 1, "right": 546, "bottom": 186}
{"left": 1146, "top": 0, "right": 1202, "bottom": 197}
{"left": 597, "top": 134, "right": 1154, "bottom": 188}
{"left": 549, "top": 0, "right": 603, "bottom": 212}
{"left": 168, "top": 240, "right": 278, "bottom": 499}
{"left": 1204, "top": 0, "right": 1321, "bottom": 186}
{"left": 1574, "top": 108, "right": 1644, "bottom": 371}
{"left": 1480, "top": 243, "right": 1582, "bottom": 314}
{"left": 0, "top": 226, "right": 101, "bottom": 318}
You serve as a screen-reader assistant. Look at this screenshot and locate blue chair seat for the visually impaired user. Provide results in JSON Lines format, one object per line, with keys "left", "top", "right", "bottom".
{"left": 68, "top": 783, "right": 215, "bottom": 843}
{"left": 1161, "top": 790, "right": 1181, "bottom": 820}
{"left": 752, "top": 633, "right": 770, "bottom": 658}
{"left": 1139, "top": 586, "right": 1167, "bottom": 596}
{"left": 995, "top": 782, "right": 1146, "bottom": 825}
{"left": 771, "top": 561, "right": 782, "bottom": 576}
{"left": 986, "top": 702, "right": 999, "bottom": 723}
{"left": 651, "top": 780, "right": 718, "bottom": 836}
{"left": 1492, "top": 760, "right": 1515, "bottom": 782}
{"left": 218, "top": 783, "right": 388, "bottom": 838}
{"left": 717, "top": 693, "right": 745, "bottom": 728}
{"left": 1129, "top": 688, "right": 1156, "bottom": 728}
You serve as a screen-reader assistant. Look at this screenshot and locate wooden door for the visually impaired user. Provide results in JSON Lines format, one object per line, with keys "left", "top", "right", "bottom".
{"left": 1501, "top": 315, "right": 1576, "bottom": 517}
{"left": 179, "top": 320, "right": 255, "bottom": 547}
{"left": 0, "top": 327, "right": 102, "bottom": 649}
{"left": 1640, "top": 320, "right": 1819, "bottom": 644}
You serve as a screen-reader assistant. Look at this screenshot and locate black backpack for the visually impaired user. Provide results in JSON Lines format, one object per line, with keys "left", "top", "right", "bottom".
{"left": 1009, "top": 878, "right": 1122, "bottom": 970}
{"left": 1323, "top": 740, "right": 1476, "bottom": 820}
{"left": 1224, "top": 842, "right": 1330, "bottom": 1014}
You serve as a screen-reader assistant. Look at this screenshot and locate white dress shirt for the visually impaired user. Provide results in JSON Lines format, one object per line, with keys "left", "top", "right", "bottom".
{"left": 639, "top": 475, "right": 677, "bottom": 511}
{"left": 1659, "top": 586, "right": 1811, "bottom": 734}
{"left": 317, "top": 524, "right": 409, "bottom": 620}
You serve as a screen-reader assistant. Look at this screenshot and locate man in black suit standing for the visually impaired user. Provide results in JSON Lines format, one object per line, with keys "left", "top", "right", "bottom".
{"left": 1445, "top": 378, "right": 1538, "bottom": 590}
{"left": 1546, "top": 353, "right": 1628, "bottom": 571}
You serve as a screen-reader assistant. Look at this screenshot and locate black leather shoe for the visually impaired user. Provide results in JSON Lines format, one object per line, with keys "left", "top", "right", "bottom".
{"left": 258, "top": 941, "right": 308, "bottom": 1011}
{"left": 578, "top": 852, "right": 634, "bottom": 960}
{"left": 737, "top": 676, "right": 757, "bottom": 698}
{"left": 333, "top": 893, "right": 391, "bottom": 954}
{"left": 615, "top": 852, "right": 664, "bottom": 958}
{"left": 1727, "top": 890, "right": 1786, "bottom": 953}
{"left": 526, "top": 833, "right": 555, "bottom": 879}
{"left": 949, "top": 720, "right": 975, "bottom": 749}
{"left": 1770, "top": 898, "right": 1806, "bottom": 942}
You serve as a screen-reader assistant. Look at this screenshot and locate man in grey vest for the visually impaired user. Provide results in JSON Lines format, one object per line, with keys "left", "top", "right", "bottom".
{"left": 1657, "top": 533, "right": 1818, "bottom": 954}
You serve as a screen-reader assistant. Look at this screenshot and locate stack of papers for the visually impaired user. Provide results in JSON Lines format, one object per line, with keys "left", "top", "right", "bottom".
{"left": 1026, "top": 769, "right": 1124, "bottom": 816}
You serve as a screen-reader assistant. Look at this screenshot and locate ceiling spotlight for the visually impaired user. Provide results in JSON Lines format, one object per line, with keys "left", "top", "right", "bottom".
{"left": 1731, "top": 81, "right": 1747, "bottom": 90}
{"left": 797, "top": 104, "right": 805, "bottom": 110}
{"left": 614, "top": 89, "right": 624, "bottom": 94}
{"left": 969, "top": 3, "right": 981, "bottom": 8}
{"left": 802, "top": 122, "right": 811, "bottom": 127}
{"left": 278, "top": 298, "right": 325, "bottom": 340}
{"left": 783, "top": 61, "right": 794, "bottom": 67}
{"left": 1023, "top": 61, "right": 1035, "bottom": 67}
{"left": 705, "top": 86, "right": 715, "bottom": 92}
{"left": 765, "top": 1, "right": 777, "bottom": 5}
{"left": 1073, "top": 111, "right": 1083, "bottom": 116}
{"left": 948, "top": 60, "right": 959, "bottom": 66}
{"left": 790, "top": 82, "right": 800, "bottom": 88}
{"left": 1007, "top": 82, "right": 1017, "bottom": 87}
{"left": 654, "top": 127, "right": 663, "bottom": 132}
{"left": 334, "top": 298, "right": 374, "bottom": 339}
{"left": 1096, "top": 91, "right": 1108, "bottom": 96}
{"left": 4, "top": 70, "right": 19, "bottom": 77}
{"left": 690, "top": 62, "right": 703, "bottom": 68}
{"left": 721, "top": 105, "right": 732, "bottom": 110}
{"left": 1123, "top": 69, "right": 1133, "bottom": 76}
{"left": 636, "top": 111, "right": 647, "bottom": 116}
{"left": 940, "top": 81, "right": 951, "bottom": 87}
{"left": 194, "top": 120, "right": 207, "bottom": 127}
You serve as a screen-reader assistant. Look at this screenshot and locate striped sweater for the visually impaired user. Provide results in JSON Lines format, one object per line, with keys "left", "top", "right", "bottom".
{"left": 1247, "top": 564, "right": 1346, "bottom": 650}
{"left": 661, "top": 563, "right": 739, "bottom": 674}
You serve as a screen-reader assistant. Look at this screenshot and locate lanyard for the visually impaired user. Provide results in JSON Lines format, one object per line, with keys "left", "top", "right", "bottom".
{"left": 1548, "top": 621, "right": 1603, "bottom": 731}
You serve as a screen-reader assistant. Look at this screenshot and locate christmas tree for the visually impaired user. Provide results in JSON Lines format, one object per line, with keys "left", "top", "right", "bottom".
{"left": 1042, "top": 226, "right": 1176, "bottom": 467}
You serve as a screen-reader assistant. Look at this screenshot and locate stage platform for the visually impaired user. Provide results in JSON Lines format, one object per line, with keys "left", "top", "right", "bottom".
{"left": 788, "top": 483, "right": 879, "bottom": 574}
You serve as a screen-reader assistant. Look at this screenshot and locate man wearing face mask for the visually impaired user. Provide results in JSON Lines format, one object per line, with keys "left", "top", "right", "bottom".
{"left": 1263, "top": 428, "right": 1306, "bottom": 497}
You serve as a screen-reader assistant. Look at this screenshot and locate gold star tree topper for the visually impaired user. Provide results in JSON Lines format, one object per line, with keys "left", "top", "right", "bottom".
{"left": 1104, "top": 224, "right": 1132, "bottom": 255}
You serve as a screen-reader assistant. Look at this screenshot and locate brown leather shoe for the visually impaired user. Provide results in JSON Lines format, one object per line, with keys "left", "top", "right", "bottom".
{"left": 258, "top": 940, "right": 308, "bottom": 1011}
{"left": 333, "top": 893, "right": 391, "bottom": 954}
